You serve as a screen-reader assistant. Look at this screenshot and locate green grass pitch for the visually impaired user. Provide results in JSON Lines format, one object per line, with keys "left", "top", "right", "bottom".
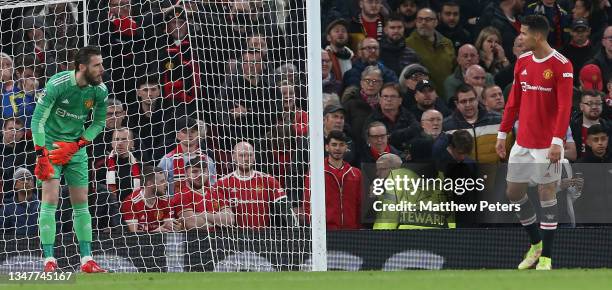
{"left": 2, "top": 270, "right": 612, "bottom": 290}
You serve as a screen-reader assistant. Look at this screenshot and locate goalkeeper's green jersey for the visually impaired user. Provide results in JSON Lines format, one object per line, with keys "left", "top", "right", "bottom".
{"left": 31, "top": 70, "right": 108, "bottom": 147}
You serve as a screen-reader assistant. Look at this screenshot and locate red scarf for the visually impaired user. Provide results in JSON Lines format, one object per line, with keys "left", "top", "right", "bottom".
{"left": 369, "top": 145, "right": 391, "bottom": 160}
{"left": 106, "top": 151, "right": 141, "bottom": 193}
{"left": 361, "top": 90, "right": 379, "bottom": 108}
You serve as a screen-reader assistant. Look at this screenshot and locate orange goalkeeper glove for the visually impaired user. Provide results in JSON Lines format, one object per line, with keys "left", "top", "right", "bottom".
{"left": 34, "top": 146, "right": 55, "bottom": 181}
{"left": 49, "top": 138, "right": 90, "bottom": 165}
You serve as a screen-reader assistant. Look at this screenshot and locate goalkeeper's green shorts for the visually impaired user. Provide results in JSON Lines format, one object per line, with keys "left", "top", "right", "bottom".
{"left": 46, "top": 145, "right": 89, "bottom": 187}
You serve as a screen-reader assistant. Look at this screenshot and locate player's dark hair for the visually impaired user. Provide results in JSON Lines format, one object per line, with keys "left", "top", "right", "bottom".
{"left": 454, "top": 83, "right": 477, "bottom": 102}
{"left": 449, "top": 130, "right": 473, "bottom": 154}
{"left": 74, "top": 46, "right": 102, "bottom": 70}
{"left": 522, "top": 15, "right": 550, "bottom": 37}
{"left": 384, "top": 13, "right": 405, "bottom": 26}
{"left": 325, "top": 130, "right": 348, "bottom": 145}
{"left": 142, "top": 166, "right": 164, "bottom": 186}
{"left": 587, "top": 124, "right": 606, "bottom": 136}
{"left": 2, "top": 116, "right": 25, "bottom": 129}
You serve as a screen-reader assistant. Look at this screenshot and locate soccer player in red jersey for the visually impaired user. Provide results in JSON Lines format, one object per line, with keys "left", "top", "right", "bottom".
{"left": 171, "top": 157, "right": 234, "bottom": 230}
{"left": 121, "top": 166, "right": 173, "bottom": 233}
{"left": 496, "top": 15, "right": 574, "bottom": 270}
{"left": 214, "top": 142, "right": 297, "bottom": 229}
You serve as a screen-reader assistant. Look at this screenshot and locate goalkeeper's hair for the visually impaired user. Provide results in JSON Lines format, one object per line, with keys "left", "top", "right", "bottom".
{"left": 74, "top": 45, "right": 102, "bottom": 70}
{"left": 141, "top": 166, "right": 165, "bottom": 186}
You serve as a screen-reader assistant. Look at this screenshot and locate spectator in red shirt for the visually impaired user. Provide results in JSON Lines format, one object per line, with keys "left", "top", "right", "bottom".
{"left": 121, "top": 166, "right": 173, "bottom": 233}
{"left": 214, "top": 142, "right": 296, "bottom": 229}
{"left": 172, "top": 158, "right": 234, "bottom": 231}
{"left": 323, "top": 131, "right": 364, "bottom": 230}
{"left": 348, "top": 0, "right": 386, "bottom": 51}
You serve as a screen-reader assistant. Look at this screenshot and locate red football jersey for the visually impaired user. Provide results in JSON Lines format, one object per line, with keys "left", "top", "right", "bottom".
{"left": 213, "top": 170, "right": 286, "bottom": 229}
{"left": 121, "top": 188, "right": 172, "bottom": 232}
{"left": 499, "top": 50, "right": 574, "bottom": 149}
{"left": 170, "top": 183, "right": 228, "bottom": 230}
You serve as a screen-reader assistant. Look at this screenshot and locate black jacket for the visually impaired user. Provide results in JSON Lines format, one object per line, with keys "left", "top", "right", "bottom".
{"left": 379, "top": 36, "right": 420, "bottom": 76}
{"left": 364, "top": 106, "right": 421, "bottom": 152}
{"left": 587, "top": 48, "right": 612, "bottom": 86}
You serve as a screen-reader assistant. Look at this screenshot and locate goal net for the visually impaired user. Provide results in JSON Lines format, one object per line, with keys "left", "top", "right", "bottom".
{"left": 0, "top": 0, "right": 320, "bottom": 272}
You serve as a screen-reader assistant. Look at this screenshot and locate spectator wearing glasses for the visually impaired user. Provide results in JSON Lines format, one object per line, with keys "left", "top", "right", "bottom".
{"left": 570, "top": 90, "right": 612, "bottom": 159}
{"left": 342, "top": 38, "right": 398, "bottom": 88}
{"left": 359, "top": 121, "right": 402, "bottom": 164}
{"left": 342, "top": 66, "right": 384, "bottom": 146}
{"left": 442, "top": 84, "right": 510, "bottom": 163}
{"left": 364, "top": 83, "right": 421, "bottom": 153}
{"left": 348, "top": 0, "right": 386, "bottom": 52}
{"left": 405, "top": 8, "right": 455, "bottom": 97}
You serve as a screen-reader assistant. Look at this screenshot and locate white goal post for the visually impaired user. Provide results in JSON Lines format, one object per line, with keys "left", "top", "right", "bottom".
{"left": 0, "top": 0, "right": 326, "bottom": 272}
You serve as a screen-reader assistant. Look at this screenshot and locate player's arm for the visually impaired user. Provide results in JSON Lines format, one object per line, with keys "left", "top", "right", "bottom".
{"left": 496, "top": 60, "right": 523, "bottom": 158}
{"left": 31, "top": 81, "right": 60, "bottom": 147}
{"left": 181, "top": 207, "right": 235, "bottom": 230}
{"left": 498, "top": 63, "right": 522, "bottom": 137}
{"left": 30, "top": 83, "right": 59, "bottom": 179}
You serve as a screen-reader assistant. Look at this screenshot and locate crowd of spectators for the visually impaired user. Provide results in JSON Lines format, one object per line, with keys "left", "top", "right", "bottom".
{"left": 0, "top": 0, "right": 611, "bottom": 234}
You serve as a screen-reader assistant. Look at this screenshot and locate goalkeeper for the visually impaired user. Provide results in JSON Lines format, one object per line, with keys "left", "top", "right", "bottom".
{"left": 31, "top": 46, "right": 108, "bottom": 273}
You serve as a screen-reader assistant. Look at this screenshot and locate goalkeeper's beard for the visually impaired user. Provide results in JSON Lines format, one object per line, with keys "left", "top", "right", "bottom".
{"left": 84, "top": 70, "right": 102, "bottom": 86}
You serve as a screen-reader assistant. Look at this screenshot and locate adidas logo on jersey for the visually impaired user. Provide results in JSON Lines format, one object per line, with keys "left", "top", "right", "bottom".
{"left": 521, "top": 69, "right": 528, "bottom": 76}
{"left": 62, "top": 99, "right": 69, "bottom": 104}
